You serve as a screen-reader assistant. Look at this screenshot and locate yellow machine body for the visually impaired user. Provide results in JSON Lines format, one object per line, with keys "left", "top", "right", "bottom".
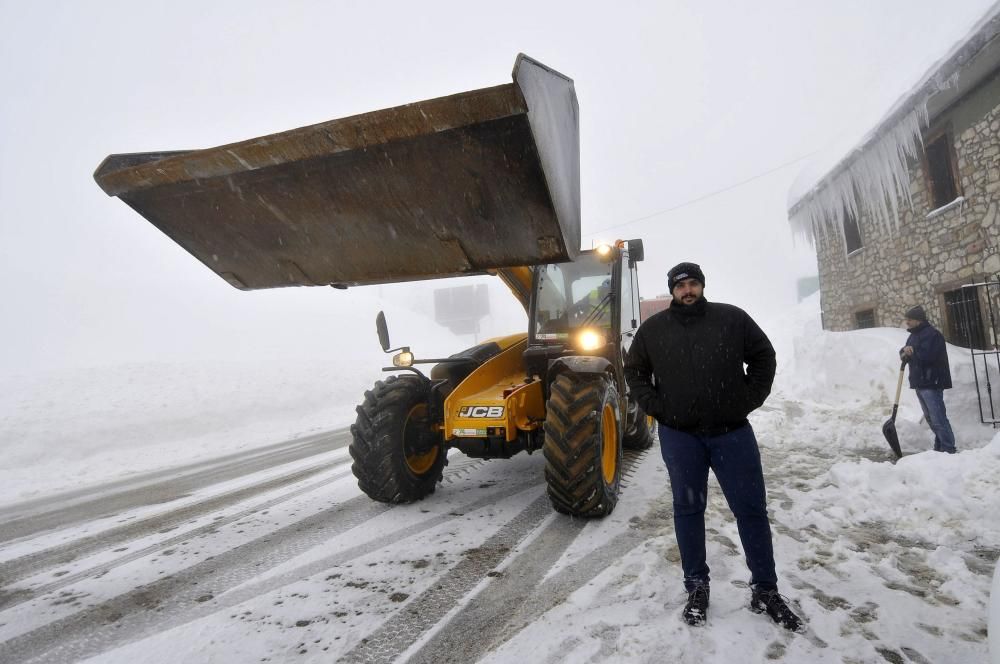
{"left": 443, "top": 334, "right": 545, "bottom": 443}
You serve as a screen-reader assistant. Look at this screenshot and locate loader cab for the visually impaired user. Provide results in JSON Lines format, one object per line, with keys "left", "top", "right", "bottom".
{"left": 531, "top": 253, "right": 614, "bottom": 344}
{"left": 525, "top": 240, "right": 643, "bottom": 378}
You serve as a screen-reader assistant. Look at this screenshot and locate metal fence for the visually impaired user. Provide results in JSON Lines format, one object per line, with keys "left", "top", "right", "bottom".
{"left": 956, "top": 276, "right": 1000, "bottom": 426}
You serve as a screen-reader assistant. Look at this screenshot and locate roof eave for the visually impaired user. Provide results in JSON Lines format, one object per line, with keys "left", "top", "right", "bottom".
{"left": 789, "top": 9, "right": 1000, "bottom": 215}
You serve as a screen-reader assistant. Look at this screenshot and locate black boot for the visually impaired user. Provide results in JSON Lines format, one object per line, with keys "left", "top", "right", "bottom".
{"left": 750, "top": 586, "right": 803, "bottom": 632}
{"left": 682, "top": 584, "right": 710, "bottom": 626}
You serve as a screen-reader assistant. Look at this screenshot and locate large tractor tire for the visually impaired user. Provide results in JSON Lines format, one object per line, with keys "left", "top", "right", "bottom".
{"left": 542, "top": 372, "right": 623, "bottom": 517}
{"left": 350, "top": 374, "right": 446, "bottom": 503}
{"left": 622, "top": 399, "right": 655, "bottom": 450}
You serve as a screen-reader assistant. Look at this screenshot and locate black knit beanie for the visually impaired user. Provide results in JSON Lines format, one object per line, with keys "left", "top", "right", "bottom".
{"left": 904, "top": 305, "right": 927, "bottom": 322}
{"left": 668, "top": 262, "right": 705, "bottom": 294}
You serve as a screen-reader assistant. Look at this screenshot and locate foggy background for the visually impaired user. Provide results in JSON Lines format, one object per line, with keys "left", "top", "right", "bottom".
{"left": 2, "top": 0, "right": 996, "bottom": 373}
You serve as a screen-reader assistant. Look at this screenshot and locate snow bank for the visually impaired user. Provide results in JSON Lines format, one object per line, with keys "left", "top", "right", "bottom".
{"left": 0, "top": 290, "right": 478, "bottom": 505}
{"left": 761, "top": 291, "right": 999, "bottom": 545}
{"left": 793, "top": 435, "right": 1000, "bottom": 547}
{"left": 767, "top": 294, "right": 1000, "bottom": 647}
{"left": 770, "top": 292, "right": 995, "bottom": 452}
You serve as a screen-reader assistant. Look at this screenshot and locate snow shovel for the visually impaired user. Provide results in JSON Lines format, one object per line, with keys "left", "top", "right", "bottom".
{"left": 881, "top": 360, "right": 906, "bottom": 459}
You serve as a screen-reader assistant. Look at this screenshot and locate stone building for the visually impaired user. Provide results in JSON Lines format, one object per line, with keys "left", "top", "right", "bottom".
{"left": 788, "top": 7, "right": 1000, "bottom": 348}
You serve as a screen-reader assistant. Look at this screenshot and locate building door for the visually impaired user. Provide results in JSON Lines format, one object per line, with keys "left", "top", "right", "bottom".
{"left": 943, "top": 286, "right": 986, "bottom": 349}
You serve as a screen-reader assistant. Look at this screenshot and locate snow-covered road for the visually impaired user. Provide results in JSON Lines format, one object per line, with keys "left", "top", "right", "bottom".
{"left": 1, "top": 393, "right": 996, "bottom": 662}
{"left": 0, "top": 432, "right": 660, "bottom": 662}
{"left": 1, "top": 297, "right": 998, "bottom": 662}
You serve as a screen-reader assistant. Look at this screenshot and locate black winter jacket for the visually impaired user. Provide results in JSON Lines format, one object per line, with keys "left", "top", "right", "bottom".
{"left": 624, "top": 298, "right": 776, "bottom": 436}
{"left": 901, "top": 322, "right": 952, "bottom": 390}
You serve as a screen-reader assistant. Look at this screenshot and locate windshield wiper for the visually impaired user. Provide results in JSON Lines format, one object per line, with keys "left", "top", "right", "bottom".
{"left": 580, "top": 292, "right": 612, "bottom": 327}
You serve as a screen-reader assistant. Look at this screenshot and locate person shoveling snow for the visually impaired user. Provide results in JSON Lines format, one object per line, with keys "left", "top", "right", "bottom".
{"left": 899, "top": 305, "right": 957, "bottom": 454}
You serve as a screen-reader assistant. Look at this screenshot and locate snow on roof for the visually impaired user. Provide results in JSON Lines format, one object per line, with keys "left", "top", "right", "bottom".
{"left": 788, "top": 2, "right": 1000, "bottom": 245}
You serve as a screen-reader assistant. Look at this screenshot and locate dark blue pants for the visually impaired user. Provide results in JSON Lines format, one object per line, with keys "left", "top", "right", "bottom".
{"left": 915, "top": 388, "right": 957, "bottom": 453}
{"left": 658, "top": 423, "right": 778, "bottom": 591}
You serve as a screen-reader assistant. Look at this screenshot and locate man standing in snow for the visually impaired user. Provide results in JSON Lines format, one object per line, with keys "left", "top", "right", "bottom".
{"left": 624, "top": 262, "right": 802, "bottom": 632}
{"left": 900, "top": 305, "right": 956, "bottom": 453}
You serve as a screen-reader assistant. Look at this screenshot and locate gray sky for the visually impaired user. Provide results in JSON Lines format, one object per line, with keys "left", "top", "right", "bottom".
{"left": 2, "top": 0, "right": 997, "bottom": 371}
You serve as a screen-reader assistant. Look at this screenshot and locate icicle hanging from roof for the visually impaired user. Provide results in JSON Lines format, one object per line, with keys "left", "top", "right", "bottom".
{"left": 788, "top": 103, "right": 929, "bottom": 247}
{"left": 786, "top": 3, "right": 1000, "bottom": 247}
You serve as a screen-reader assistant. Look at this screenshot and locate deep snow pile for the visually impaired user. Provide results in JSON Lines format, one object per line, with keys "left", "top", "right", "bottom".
{"left": 772, "top": 296, "right": 1000, "bottom": 663}
{"left": 770, "top": 293, "right": 1000, "bottom": 549}
{"left": 774, "top": 294, "right": 995, "bottom": 447}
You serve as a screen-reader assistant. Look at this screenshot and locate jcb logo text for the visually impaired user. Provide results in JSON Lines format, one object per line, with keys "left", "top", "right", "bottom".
{"left": 458, "top": 406, "right": 504, "bottom": 418}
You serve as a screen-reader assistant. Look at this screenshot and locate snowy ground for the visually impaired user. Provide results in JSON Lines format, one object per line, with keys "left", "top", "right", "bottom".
{"left": 0, "top": 289, "right": 477, "bottom": 503}
{"left": 1, "top": 293, "right": 998, "bottom": 663}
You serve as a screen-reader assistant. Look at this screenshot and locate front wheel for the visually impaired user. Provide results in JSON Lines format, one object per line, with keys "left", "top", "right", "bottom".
{"left": 350, "top": 375, "right": 446, "bottom": 503}
{"left": 542, "top": 372, "right": 622, "bottom": 517}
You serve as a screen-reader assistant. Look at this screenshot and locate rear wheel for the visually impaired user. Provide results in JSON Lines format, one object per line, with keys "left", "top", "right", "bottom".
{"left": 542, "top": 372, "right": 622, "bottom": 517}
{"left": 350, "top": 375, "right": 446, "bottom": 503}
{"left": 622, "top": 399, "right": 655, "bottom": 450}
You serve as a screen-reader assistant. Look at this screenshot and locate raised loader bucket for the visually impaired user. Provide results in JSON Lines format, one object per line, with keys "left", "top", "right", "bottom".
{"left": 94, "top": 54, "right": 580, "bottom": 290}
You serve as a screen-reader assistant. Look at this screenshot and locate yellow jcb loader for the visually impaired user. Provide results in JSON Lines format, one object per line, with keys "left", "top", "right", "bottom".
{"left": 94, "top": 54, "right": 655, "bottom": 517}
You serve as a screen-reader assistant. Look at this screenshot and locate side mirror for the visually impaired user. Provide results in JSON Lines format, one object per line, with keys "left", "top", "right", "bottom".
{"left": 627, "top": 239, "right": 644, "bottom": 265}
{"left": 376, "top": 311, "right": 390, "bottom": 352}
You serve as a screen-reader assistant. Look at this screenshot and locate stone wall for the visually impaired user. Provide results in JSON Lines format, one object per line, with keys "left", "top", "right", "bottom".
{"left": 814, "top": 87, "right": 1000, "bottom": 343}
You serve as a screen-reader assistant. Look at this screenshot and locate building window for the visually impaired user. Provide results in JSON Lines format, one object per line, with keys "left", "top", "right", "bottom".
{"left": 854, "top": 309, "right": 876, "bottom": 329}
{"left": 924, "top": 133, "right": 959, "bottom": 209}
{"left": 944, "top": 287, "right": 986, "bottom": 349}
{"left": 843, "top": 206, "right": 863, "bottom": 254}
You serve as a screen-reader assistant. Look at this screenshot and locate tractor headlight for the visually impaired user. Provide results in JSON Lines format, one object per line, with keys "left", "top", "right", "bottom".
{"left": 594, "top": 243, "right": 619, "bottom": 263}
{"left": 393, "top": 350, "right": 414, "bottom": 367}
{"left": 575, "top": 328, "right": 606, "bottom": 352}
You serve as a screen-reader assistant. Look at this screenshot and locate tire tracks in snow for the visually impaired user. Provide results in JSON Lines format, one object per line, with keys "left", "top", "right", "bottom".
{"left": 339, "top": 493, "right": 554, "bottom": 664}
{"left": 0, "top": 461, "right": 355, "bottom": 612}
{"left": 342, "top": 449, "right": 653, "bottom": 664}
{"left": 0, "top": 455, "right": 351, "bottom": 596}
{"left": 0, "top": 429, "right": 350, "bottom": 544}
{"left": 0, "top": 472, "right": 546, "bottom": 663}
